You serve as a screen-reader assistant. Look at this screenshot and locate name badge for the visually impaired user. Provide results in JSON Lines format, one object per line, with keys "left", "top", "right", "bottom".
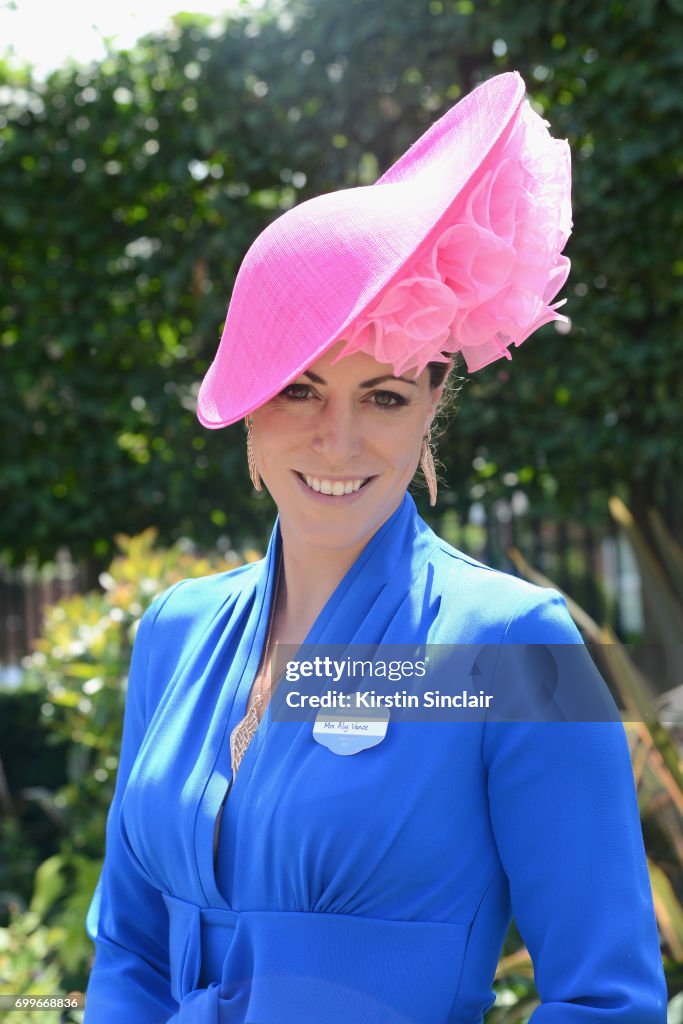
{"left": 313, "top": 708, "right": 390, "bottom": 756}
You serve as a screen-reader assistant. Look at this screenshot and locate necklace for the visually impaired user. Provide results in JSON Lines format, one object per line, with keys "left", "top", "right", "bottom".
{"left": 229, "top": 552, "right": 283, "bottom": 776}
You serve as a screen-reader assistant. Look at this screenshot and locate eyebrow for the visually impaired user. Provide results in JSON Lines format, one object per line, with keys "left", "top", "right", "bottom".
{"left": 302, "top": 370, "right": 418, "bottom": 388}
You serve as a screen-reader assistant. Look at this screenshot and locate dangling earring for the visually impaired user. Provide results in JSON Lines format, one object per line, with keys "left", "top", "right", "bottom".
{"left": 421, "top": 430, "right": 437, "bottom": 507}
{"left": 245, "top": 417, "right": 262, "bottom": 492}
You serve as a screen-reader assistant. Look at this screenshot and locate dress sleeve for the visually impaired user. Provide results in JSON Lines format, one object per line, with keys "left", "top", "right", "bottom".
{"left": 482, "top": 588, "right": 668, "bottom": 1023}
{"left": 83, "top": 589, "right": 181, "bottom": 1024}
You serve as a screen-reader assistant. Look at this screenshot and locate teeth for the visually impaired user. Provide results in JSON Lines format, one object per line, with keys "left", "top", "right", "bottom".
{"left": 303, "top": 475, "right": 367, "bottom": 494}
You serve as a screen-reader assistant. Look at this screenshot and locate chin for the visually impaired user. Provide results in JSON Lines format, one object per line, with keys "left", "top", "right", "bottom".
{"left": 293, "top": 502, "right": 403, "bottom": 554}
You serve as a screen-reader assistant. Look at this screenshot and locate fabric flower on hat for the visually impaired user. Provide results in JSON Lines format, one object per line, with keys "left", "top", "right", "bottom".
{"left": 338, "top": 99, "right": 572, "bottom": 376}
{"left": 337, "top": 276, "right": 457, "bottom": 376}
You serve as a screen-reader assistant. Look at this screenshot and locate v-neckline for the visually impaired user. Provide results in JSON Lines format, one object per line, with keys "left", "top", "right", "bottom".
{"left": 202, "top": 494, "right": 425, "bottom": 907}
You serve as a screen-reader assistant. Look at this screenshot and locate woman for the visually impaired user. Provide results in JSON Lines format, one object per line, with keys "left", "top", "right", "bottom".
{"left": 84, "top": 72, "right": 667, "bottom": 1022}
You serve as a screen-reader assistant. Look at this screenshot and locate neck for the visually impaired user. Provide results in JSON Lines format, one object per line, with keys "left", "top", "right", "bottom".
{"left": 269, "top": 494, "right": 410, "bottom": 645}
{"left": 272, "top": 527, "right": 366, "bottom": 646}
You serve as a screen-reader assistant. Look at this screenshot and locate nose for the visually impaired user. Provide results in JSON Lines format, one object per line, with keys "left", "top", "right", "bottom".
{"left": 309, "top": 396, "right": 362, "bottom": 467}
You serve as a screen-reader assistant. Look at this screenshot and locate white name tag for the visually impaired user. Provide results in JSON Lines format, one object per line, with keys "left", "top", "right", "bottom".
{"left": 312, "top": 708, "right": 389, "bottom": 755}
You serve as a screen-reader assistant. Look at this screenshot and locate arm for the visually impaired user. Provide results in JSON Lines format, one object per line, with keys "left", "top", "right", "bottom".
{"left": 84, "top": 588, "right": 183, "bottom": 1023}
{"left": 482, "top": 588, "right": 668, "bottom": 1022}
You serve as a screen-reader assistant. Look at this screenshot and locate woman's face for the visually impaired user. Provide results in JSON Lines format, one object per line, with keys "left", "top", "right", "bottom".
{"left": 250, "top": 342, "right": 447, "bottom": 556}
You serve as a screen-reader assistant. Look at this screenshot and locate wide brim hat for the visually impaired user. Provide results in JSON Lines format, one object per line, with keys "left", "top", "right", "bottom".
{"left": 197, "top": 71, "right": 571, "bottom": 429}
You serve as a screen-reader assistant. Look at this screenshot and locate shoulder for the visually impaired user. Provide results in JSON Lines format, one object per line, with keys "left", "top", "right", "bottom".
{"left": 429, "top": 533, "right": 581, "bottom": 644}
{"left": 129, "top": 560, "right": 264, "bottom": 719}
{"left": 140, "top": 558, "right": 263, "bottom": 639}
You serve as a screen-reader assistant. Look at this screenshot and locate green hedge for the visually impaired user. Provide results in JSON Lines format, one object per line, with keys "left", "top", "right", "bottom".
{"left": 1, "top": 0, "right": 681, "bottom": 568}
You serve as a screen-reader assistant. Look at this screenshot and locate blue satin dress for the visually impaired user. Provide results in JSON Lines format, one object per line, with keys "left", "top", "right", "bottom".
{"left": 83, "top": 494, "right": 667, "bottom": 1023}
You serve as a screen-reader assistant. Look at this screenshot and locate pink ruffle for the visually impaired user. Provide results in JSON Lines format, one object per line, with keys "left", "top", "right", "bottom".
{"left": 337, "top": 100, "right": 572, "bottom": 376}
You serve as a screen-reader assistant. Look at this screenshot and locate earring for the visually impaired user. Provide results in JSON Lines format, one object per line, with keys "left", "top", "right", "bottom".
{"left": 245, "top": 417, "right": 262, "bottom": 492}
{"left": 421, "top": 430, "right": 437, "bottom": 507}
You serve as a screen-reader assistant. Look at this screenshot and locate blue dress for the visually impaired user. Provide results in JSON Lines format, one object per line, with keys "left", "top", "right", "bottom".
{"left": 84, "top": 494, "right": 667, "bottom": 1023}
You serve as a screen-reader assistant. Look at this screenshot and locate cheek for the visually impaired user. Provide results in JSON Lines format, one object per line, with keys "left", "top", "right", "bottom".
{"left": 252, "top": 415, "right": 305, "bottom": 456}
{"left": 378, "top": 429, "right": 425, "bottom": 480}
{"left": 403, "top": 444, "right": 424, "bottom": 479}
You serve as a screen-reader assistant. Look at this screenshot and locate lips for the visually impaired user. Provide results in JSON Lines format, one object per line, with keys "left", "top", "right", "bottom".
{"left": 295, "top": 472, "right": 372, "bottom": 496}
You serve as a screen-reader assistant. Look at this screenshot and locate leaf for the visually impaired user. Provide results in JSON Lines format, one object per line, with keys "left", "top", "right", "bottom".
{"left": 649, "top": 859, "right": 683, "bottom": 962}
{"left": 29, "top": 855, "right": 65, "bottom": 918}
{"left": 647, "top": 506, "right": 683, "bottom": 601}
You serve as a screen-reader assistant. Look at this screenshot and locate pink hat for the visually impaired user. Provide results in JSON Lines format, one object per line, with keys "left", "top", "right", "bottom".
{"left": 197, "top": 71, "right": 571, "bottom": 429}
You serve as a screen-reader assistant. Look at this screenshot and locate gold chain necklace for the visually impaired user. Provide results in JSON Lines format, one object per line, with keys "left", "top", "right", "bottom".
{"left": 229, "top": 552, "right": 283, "bottom": 776}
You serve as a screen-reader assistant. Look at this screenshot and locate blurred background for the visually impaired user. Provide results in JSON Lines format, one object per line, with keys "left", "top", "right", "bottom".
{"left": 1, "top": 0, "right": 682, "bottom": 1019}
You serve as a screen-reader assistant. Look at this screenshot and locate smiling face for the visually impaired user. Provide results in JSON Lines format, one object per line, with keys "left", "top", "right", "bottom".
{"left": 249, "top": 341, "right": 448, "bottom": 558}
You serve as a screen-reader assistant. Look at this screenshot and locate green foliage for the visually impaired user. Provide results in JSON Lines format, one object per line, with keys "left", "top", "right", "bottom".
{"left": 448, "top": 0, "right": 683, "bottom": 531}
{"left": 0, "top": 906, "right": 69, "bottom": 1024}
{"left": 1, "top": 0, "right": 680, "bottom": 563}
{"left": 10, "top": 529, "right": 251, "bottom": 989}
{"left": 1, "top": 12, "right": 289, "bottom": 564}
{"left": 0, "top": 687, "right": 69, "bottom": 912}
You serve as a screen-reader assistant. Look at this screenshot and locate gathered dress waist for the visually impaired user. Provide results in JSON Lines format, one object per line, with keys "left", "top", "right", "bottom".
{"left": 161, "top": 892, "right": 471, "bottom": 1024}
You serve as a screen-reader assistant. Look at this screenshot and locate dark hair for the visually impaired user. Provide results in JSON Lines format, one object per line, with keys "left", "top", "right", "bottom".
{"left": 427, "top": 361, "right": 451, "bottom": 390}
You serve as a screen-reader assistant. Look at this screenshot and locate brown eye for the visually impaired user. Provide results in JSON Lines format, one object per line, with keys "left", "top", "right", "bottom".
{"left": 281, "top": 383, "right": 312, "bottom": 400}
{"left": 371, "top": 390, "right": 407, "bottom": 408}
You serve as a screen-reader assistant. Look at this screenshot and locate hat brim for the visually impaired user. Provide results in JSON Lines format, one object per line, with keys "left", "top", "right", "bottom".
{"left": 197, "top": 72, "right": 526, "bottom": 428}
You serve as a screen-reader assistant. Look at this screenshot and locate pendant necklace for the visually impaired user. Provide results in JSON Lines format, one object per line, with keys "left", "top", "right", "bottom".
{"left": 229, "top": 551, "right": 283, "bottom": 776}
